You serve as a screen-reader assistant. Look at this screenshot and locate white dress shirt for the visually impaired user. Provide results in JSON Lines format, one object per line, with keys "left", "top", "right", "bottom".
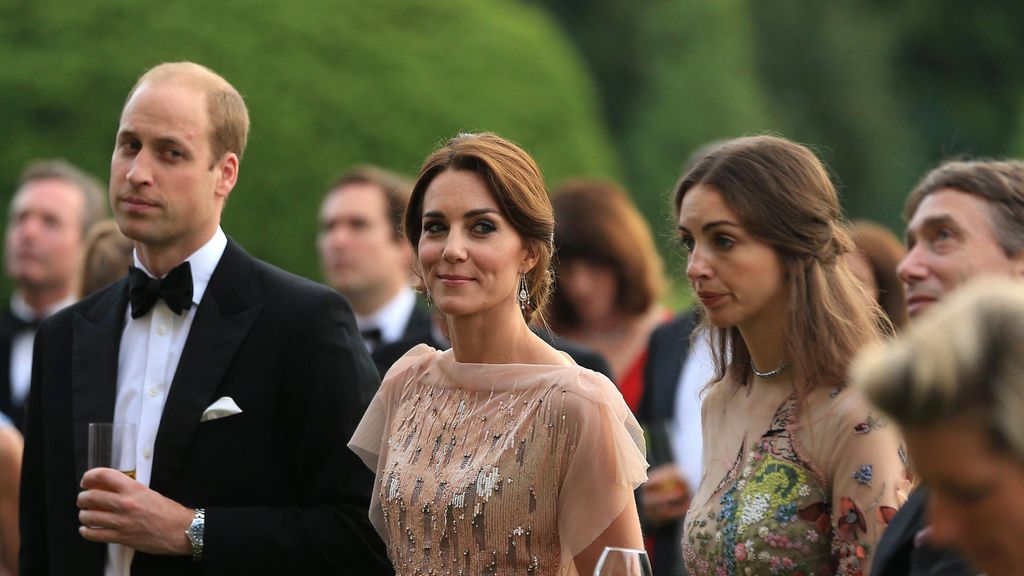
{"left": 354, "top": 286, "right": 416, "bottom": 351}
{"left": 106, "top": 227, "right": 226, "bottom": 576}
{"left": 8, "top": 293, "right": 75, "bottom": 411}
{"left": 671, "top": 329, "right": 714, "bottom": 494}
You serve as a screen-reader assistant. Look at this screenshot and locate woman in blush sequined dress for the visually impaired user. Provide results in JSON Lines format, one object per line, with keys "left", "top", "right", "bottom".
{"left": 675, "top": 136, "right": 909, "bottom": 576}
{"left": 349, "top": 133, "right": 648, "bottom": 576}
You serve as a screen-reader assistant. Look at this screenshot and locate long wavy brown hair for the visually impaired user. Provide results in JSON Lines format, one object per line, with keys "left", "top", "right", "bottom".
{"left": 674, "top": 135, "right": 892, "bottom": 393}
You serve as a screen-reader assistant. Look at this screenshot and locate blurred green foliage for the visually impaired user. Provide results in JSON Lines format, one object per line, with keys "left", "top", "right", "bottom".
{"left": 4, "top": 0, "right": 1024, "bottom": 314}
{"left": 0, "top": 0, "right": 619, "bottom": 290}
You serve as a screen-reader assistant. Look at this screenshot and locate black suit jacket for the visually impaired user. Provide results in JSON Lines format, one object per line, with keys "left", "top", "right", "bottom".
{"left": 0, "top": 309, "right": 24, "bottom": 430}
{"left": 871, "top": 486, "right": 976, "bottom": 576}
{"left": 370, "top": 304, "right": 440, "bottom": 378}
{"left": 20, "top": 239, "right": 392, "bottom": 575}
{"left": 637, "top": 311, "right": 697, "bottom": 576}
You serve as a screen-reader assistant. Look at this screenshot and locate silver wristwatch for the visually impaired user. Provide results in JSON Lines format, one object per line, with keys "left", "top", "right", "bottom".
{"left": 185, "top": 508, "right": 205, "bottom": 561}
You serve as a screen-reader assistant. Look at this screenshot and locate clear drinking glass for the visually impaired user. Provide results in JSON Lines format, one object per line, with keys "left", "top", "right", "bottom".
{"left": 594, "top": 547, "right": 654, "bottom": 576}
{"left": 88, "top": 422, "right": 136, "bottom": 479}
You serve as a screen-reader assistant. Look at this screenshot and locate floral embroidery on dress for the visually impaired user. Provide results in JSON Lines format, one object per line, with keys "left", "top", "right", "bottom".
{"left": 683, "top": 392, "right": 904, "bottom": 576}
{"left": 852, "top": 465, "right": 873, "bottom": 486}
{"left": 852, "top": 413, "right": 886, "bottom": 435}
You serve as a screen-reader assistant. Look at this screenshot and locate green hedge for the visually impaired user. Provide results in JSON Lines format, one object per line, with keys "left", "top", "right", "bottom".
{"left": 0, "top": 0, "right": 619, "bottom": 287}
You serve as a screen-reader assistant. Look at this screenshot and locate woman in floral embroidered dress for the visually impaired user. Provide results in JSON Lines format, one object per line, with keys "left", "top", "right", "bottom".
{"left": 349, "top": 133, "right": 648, "bottom": 575}
{"left": 676, "top": 136, "right": 909, "bottom": 576}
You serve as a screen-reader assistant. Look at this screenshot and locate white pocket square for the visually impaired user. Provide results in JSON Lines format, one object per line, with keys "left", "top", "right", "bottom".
{"left": 201, "top": 397, "right": 243, "bottom": 422}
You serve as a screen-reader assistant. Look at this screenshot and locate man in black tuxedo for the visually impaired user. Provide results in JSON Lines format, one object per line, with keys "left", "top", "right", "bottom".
{"left": 870, "top": 160, "right": 1024, "bottom": 575}
{"left": 318, "top": 166, "right": 441, "bottom": 377}
{"left": 20, "top": 62, "right": 390, "bottom": 575}
{"left": 1, "top": 160, "right": 105, "bottom": 430}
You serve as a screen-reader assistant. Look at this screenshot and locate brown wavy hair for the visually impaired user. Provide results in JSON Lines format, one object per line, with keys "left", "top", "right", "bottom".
{"left": 851, "top": 220, "right": 909, "bottom": 331}
{"left": 403, "top": 133, "right": 554, "bottom": 325}
{"left": 674, "top": 135, "right": 891, "bottom": 393}
{"left": 549, "top": 179, "right": 665, "bottom": 330}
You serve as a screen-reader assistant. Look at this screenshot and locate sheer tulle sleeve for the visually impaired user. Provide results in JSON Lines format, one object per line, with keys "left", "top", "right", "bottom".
{"left": 557, "top": 368, "right": 649, "bottom": 557}
{"left": 348, "top": 344, "right": 435, "bottom": 540}
{"left": 820, "top": 388, "right": 910, "bottom": 576}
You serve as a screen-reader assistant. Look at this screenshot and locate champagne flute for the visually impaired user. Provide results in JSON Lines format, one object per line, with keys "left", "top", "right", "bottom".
{"left": 88, "top": 422, "right": 136, "bottom": 479}
{"left": 594, "top": 547, "right": 653, "bottom": 576}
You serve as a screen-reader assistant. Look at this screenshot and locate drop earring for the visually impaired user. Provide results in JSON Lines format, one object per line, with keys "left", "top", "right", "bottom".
{"left": 518, "top": 273, "right": 529, "bottom": 311}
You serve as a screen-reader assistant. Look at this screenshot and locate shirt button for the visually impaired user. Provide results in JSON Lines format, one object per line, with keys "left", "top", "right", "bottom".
{"left": 142, "top": 447, "right": 153, "bottom": 459}
{"left": 156, "top": 325, "right": 167, "bottom": 336}
{"left": 148, "top": 387, "right": 159, "bottom": 398}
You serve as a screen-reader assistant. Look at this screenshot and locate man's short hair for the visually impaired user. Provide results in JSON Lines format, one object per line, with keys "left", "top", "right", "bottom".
{"left": 126, "top": 62, "right": 249, "bottom": 166}
{"left": 15, "top": 159, "right": 106, "bottom": 237}
{"left": 904, "top": 160, "right": 1024, "bottom": 257}
{"left": 326, "top": 165, "right": 412, "bottom": 239}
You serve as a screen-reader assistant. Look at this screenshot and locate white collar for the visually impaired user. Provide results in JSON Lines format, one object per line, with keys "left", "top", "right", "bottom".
{"left": 10, "top": 291, "right": 76, "bottom": 322}
{"left": 355, "top": 286, "right": 417, "bottom": 345}
{"left": 132, "top": 226, "right": 228, "bottom": 307}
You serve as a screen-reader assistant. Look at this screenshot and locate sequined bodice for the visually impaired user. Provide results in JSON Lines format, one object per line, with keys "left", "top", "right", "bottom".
{"left": 350, "top": 345, "right": 648, "bottom": 576}
{"left": 380, "top": 382, "right": 576, "bottom": 575}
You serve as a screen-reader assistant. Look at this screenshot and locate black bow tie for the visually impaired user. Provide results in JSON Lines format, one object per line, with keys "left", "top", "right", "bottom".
{"left": 128, "top": 261, "right": 194, "bottom": 319}
{"left": 9, "top": 313, "right": 41, "bottom": 333}
{"left": 360, "top": 327, "right": 383, "bottom": 349}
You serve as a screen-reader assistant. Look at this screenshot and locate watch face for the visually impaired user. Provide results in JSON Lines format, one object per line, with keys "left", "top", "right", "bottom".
{"left": 188, "top": 520, "right": 204, "bottom": 545}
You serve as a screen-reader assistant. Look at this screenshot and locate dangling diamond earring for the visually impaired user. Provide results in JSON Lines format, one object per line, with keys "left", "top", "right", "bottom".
{"left": 518, "top": 273, "right": 529, "bottom": 311}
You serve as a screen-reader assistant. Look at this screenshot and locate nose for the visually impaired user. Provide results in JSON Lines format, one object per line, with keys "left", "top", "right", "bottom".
{"left": 686, "top": 245, "right": 712, "bottom": 284}
{"left": 12, "top": 215, "right": 42, "bottom": 243}
{"left": 443, "top": 230, "right": 467, "bottom": 263}
{"left": 897, "top": 245, "right": 928, "bottom": 286}
{"left": 926, "top": 491, "right": 961, "bottom": 549}
{"left": 327, "top": 226, "right": 352, "bottom": 250}
{"left": 126, "top": 152, "right": 153, "bottom": 188}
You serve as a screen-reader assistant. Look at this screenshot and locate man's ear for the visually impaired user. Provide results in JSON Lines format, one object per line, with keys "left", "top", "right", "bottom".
{"left": 214, "top": 153, "right": 239, "bottom": 201}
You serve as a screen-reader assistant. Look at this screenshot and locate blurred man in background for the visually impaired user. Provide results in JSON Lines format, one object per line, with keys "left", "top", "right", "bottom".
{"left": 318, "top": 166, "right": 439, "bottom": 376}
{"left": 2, "top": 159, "right": 105, "bottom": 430}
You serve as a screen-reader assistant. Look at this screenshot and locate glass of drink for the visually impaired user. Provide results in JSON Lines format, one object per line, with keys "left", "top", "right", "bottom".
{"left": 594, "top": 547, "right": 653, "bottom": 576}
{"left": 88, "top": 422, "right": 136, "bottom": 479}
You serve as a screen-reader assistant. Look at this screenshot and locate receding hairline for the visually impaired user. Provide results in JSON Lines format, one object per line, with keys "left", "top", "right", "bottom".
{"left": 125, "top": 62, "right": 237, "bottom": 107}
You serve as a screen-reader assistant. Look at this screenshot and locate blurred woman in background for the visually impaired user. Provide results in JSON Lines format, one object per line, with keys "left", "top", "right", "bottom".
{"left": 849, "top": 220, "right": 909, "bottom": 331}
{"left": 549, "top": 179, "right": 668, "bottom": 413}
{"left": 854, "top": 278, "right": 1024, "bottom": 576}
{"left": 76, "top": 219, "right": 134, "bottom": 298}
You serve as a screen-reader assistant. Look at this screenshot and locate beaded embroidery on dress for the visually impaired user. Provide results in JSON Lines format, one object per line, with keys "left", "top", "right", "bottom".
{"left": 350, "top": 345, "right": 648, "bottom": 575}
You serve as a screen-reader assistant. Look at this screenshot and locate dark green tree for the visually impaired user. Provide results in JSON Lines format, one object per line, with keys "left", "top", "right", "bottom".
{"left": 0, "top": 0, "right": 619, "bottom": 287}
{"left": 621, "top": 0, "right": 775, "bottom": 235}
{"left": 749, "top": 0, "right": 927, "bottom": 231}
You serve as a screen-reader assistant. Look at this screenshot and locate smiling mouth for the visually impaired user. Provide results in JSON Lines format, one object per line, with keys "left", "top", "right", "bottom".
{"left": 438, "top": 274, "right": 474, "bottom": 285}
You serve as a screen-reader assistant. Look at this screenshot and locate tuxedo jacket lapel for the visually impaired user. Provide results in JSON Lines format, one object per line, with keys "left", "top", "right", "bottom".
{"left": 71, "top": 280, "right": 129, "bottom": 480}
{"left": 0, "top": 311, "right": 15, "bottom": 420}
{"left": 149, "top": 240, "right": 262, "bottom": 496}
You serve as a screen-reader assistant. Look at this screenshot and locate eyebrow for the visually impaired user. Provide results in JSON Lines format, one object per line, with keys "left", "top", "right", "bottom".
{"left": 423, "top": 208, "right": 501, "bottom": 219}
{"left": 677, "top": 220, "right": 741, "bottom": 233}
{"left": 116, "top": 130, "right": 190, "bottom": 149}
{"left": 906, "top": 214, "right": 962, "bottom": 243}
